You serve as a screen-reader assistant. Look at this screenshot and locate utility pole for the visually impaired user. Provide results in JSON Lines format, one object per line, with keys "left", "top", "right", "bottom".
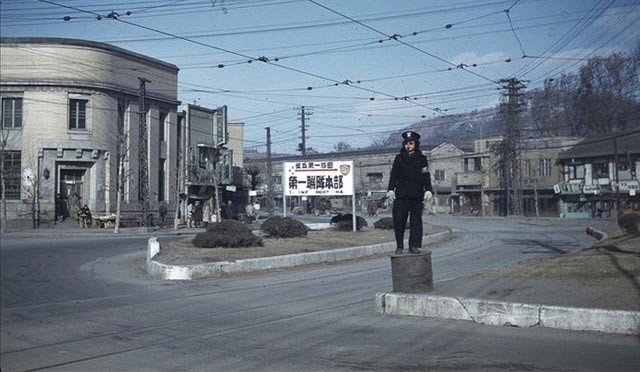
{"left": 266, "top": 127, "right": 274, "bottom": 215}
{"left": 297, "top": 106, "right": 312, "bottom": 156}
{"left": 499, "top": 78, "right": 527, "bottom": 216}
{"left": 614, "top": 134, "right": 620, "bottom": 219}
{"left": 138, "top": 77, "right": 150, "bottom": 229}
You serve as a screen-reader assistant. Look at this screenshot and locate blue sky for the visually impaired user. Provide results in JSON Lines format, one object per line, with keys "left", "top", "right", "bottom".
{"left": 2, "top": 0, "right": 639, "bottom": 153}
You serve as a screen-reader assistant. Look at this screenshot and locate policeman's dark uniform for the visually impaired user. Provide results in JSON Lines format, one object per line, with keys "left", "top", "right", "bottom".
{"left": 387, "top": 131, "right": 432, "bottom": 253}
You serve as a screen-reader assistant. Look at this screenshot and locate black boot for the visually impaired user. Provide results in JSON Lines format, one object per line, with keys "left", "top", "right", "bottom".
{"left": 394, "top": 248, "right": 404, "bottom": 255}
{"left": 408, "top": 247, "right": 422, "bottom": 254}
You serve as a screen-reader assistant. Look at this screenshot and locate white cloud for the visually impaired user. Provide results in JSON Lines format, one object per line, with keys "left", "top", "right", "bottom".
{"left": 451, "top": 51, "right": 509, "bottom": 66}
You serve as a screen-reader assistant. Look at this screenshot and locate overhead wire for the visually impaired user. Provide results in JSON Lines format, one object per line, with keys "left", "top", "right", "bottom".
{"left": 306, "top": 0, "right": 499, "bottom": 85}
{"left": 504, "top": 0, "right": 526, "bottom": 57}
{"left": 34, "top": 0, "right": 445, "bottom": 115}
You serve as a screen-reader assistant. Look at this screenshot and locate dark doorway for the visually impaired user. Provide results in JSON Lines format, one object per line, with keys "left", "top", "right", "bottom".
{"left": 59, "top": 168, "right": 85, "bottom": 221}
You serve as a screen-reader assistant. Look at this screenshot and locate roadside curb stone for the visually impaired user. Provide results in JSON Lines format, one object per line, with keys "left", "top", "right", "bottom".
{"left": 375, "top": 293, "right": 640, "bottom": 335}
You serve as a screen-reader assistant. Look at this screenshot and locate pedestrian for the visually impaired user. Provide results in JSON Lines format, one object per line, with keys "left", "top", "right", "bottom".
{"left": 367, "top": 198, "right": 377, "bottom": 216}
{"left": 193, "top": 201, "right": 203, "bottom": 228}
{"left": 187, "top": 202, "right": 194, "bottom": 228}
{"left": 424, "top": 191, "right": 435, "bottom": 215}
{"left": 387, "top": 131, "right": 432, "bottom": 255}
{"left": 79, "top": 204, "right": 91, "bottom": 229}
{"left": 203, "top": 202, "right": 211, "bottom": 224}
{"left": 159, "top": 202, "right": 167, "bottom": 225}
{"left": 223, "top": 200, "right": 234, "bottom": 220}
{"left": 55, "top": 194, "right": 65, "bottom": 222}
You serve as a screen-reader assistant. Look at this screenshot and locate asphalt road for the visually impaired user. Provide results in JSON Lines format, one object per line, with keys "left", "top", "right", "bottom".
{"left": 1, "top": 216, "right": 638, "bottom": 371}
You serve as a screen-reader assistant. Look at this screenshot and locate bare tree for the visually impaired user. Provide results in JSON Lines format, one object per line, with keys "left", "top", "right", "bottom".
{"left": 333, "top": 141, "right": 353, "bottom": 152}
{"left": 530, "top": 73, "right": 582, "bottom": 136}
{"left": 173, "top": 157, "right": 182, "bottom": 230}
{"left": 0, "top": 123, "right": 21, "bottom": 232}
{"left": 246, "top": 166, "right": 260, "bottom": 190}
{"left": 114, "top": 99, "right": 130, "bottom": 233}
{"left": 529, "top": 48, "right": 639, "bottom": 137}
{"left": 113, "top": 132, "right": 128, "bottom": 233}
{"left": 577, "top": 50, "right": 640, "bottom": 134}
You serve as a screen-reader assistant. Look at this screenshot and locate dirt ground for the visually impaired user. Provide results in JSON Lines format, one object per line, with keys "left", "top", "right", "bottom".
{"left": 155, "top": 224, "right": 447, "bottom": 265}
{"left": 462, "top": 228, "right": 640, "bottom": 311}
{"left": 486, "top": 229, "right": 640, "bottom": 282}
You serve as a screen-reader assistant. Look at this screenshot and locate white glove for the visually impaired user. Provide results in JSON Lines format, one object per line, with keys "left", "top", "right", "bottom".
{"left": 424, "top": 191, "right": 433, "bottom": 200}
{"left": 386, "top": 190, "right": 395, "bottom": 202}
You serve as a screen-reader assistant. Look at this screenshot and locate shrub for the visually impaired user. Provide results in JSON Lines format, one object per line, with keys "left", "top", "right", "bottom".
{"left": 260, "top": 216, "right": 308, "bottom": 238}
{"left": 618, "top": 212, "right": 640, "bottom": 236}
{"left": 193, "top": 220, "right": 263, "bottom": 248}
{"left": 330, "top": 213, "right": 368, "bottom": 231}
{"left": 373, "top": 217, "right": 394, "bottom": 229}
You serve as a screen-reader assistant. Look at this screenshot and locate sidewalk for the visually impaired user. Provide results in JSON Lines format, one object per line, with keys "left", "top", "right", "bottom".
{"left": 1, "top": 223, "right": 203, "bottom": 237}
{"left": 376, "top": 230, "right": 640, "bottom": 335}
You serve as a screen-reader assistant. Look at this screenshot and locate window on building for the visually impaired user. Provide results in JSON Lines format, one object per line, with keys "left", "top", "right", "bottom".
{"left": 524, "top": 159, "right": 532, "bottom": 177}
{"left": 1, "top": 151, "right": 21, "bottom": 199}
{"left": 538, "top": 158, "right": 551, "bottom": 177}
{"left": 2, "top": 97, "right": 22, "bottom": 128}
{"left": 158, "top": 158, "right": 165, "bottom": 201}
{"left": 159, "top": 112, "right": 167, "bottom": 142}
{"left": 618, "top": 158, "right": 636, "bottom": 172}
{"left": 464, "top": 157, "right": 482, "bottom": 172}
{"left": 592, "top": 162, "right": 609, "bottom": 179}
{"left": 435, "top": 169, "right": 445, "bottom": 181}
{"left": 474, "top": 157, "right": 481, "bottom": 171}
{"left": 568, "top": 164, "right": 585, "bottom": 180}
{"left": 366, "top": 172, "right": 383, "bottom": 183}
{"left": 223, "top": 152, "right": 232, "bottom": 182}
{"left": 69, "top": 98, "right": 88, "bottom": 130}
{"left": 117, "top": 99, "right": 128, "bottom": 137}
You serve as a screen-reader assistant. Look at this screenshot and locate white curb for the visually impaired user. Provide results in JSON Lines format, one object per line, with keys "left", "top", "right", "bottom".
{"left": 146, "top": 230, "right": 452, "bottom": 280}
{"left": 375, "top": 293, "right": 640, "bottom": 335}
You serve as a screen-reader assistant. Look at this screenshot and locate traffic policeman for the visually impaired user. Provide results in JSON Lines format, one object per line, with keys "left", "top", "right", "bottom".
{"left": 387, "top": 131, "right": 432, "bottom": 254}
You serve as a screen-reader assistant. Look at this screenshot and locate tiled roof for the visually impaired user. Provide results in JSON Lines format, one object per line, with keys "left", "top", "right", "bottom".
{"left": 557, "top": 130, "right": 640, "bottom": 160}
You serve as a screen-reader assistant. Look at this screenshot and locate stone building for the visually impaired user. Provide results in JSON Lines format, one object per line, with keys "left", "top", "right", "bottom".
{"left": 0, "top": 37, "right": 179, "bottom": 228}
{"left": 470, "top": 136, "right": 583, "bottom": 217}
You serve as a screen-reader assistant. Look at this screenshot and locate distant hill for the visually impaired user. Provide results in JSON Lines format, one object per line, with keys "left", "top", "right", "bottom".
{"left": 369, "top": 106, "right": 540, "bottom": 150}
{"left": 246, "top": 102, "right": 638, "bottom": 158}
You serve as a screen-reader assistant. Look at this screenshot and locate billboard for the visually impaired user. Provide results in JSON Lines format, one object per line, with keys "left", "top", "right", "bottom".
{"left": 284, "top": 161, "right": 354, "bottom": 196}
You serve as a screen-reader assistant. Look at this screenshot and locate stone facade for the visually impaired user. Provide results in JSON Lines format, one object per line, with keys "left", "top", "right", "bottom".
{"left": 0, "top": 37, "right": 179, "bottom": 227}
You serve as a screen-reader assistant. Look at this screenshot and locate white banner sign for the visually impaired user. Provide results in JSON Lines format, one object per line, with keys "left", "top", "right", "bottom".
{"left": 284, "top": 161, "right": 354, "bottom": 196}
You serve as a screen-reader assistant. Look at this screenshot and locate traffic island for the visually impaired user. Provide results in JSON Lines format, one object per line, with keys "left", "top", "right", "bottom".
{"left": 146, "top": 229, "right": 452, "bottom": 280}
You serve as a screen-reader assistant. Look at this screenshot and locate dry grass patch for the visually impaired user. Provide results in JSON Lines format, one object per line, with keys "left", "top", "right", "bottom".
{"left": 156, "top": 224, "right": 446, "bottom": 265}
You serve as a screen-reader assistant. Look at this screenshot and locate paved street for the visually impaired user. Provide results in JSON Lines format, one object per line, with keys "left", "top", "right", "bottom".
{"left": 2, "top": 216, "right": 638, "bottom": 371}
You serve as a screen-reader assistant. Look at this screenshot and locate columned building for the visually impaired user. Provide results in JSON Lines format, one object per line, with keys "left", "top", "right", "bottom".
{"left": 0, "top": 37, "right": 180, "bottom": 227}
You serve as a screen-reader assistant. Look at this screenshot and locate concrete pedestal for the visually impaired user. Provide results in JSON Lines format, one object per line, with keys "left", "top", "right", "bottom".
{"left": 390, "top": 252, "right": 433, "bottom": 293}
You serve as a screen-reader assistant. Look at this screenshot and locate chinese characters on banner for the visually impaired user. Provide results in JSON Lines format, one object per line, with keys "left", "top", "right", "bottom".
{"left": 283, "top": 161, "right": 354, "bottom": 196}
